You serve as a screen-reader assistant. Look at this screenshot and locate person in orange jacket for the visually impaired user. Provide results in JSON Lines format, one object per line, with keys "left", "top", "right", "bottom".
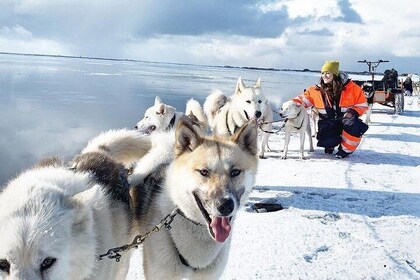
{"left": 291, "top": 60, "right": 369, "bottom": 158}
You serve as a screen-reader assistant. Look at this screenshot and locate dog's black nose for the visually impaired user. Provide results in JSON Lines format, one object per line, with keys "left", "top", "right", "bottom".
{"left": 217, "top": 197, "right": 234, "bottom": 216}
{"left": 255, "top": 111, "right": 262, "bottom": 118}
{"left": 134, "top": 125, "right": 138, "bottom": 129}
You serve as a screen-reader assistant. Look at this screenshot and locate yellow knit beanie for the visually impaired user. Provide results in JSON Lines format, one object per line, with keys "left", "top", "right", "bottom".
{"left": 321, "top": 60, "right": 339, "bottom": 76}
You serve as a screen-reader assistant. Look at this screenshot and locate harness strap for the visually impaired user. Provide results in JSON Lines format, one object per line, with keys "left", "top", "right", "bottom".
{"left": 169, "top": 209, "right": 205, "bottom": 271}
{"left": 226, "top": 112, "right": 239, "bottom": 135}
{"left": 287, "top": 110, "right": 305, "bottom": 130}
{"left": 175, "top": 245, "right": 197, "bottom": 271}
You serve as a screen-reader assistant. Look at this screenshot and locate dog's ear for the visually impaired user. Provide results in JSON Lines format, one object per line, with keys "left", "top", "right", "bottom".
{"left": 235, "top": 77, "right": 246, "bottom": 94}
{"left": 154, "top": 96, "right": 163, "bottom": 105}
{"left": 71, "top": 202, "right": 93, "bottom": 236}
{"left": 232, "top": 120, "right": 258, "bottom": 157}
{"left": 157, "top": 104, "right": 165, "bottom": 115}
{"left": 68, "top": 199, "right": 96, "bottom": 262}
{"left": 255, "top": 78, "right": 261, "bottom": 88}
{"left": 175, "top": 116, "right": 203, "bottom": 157}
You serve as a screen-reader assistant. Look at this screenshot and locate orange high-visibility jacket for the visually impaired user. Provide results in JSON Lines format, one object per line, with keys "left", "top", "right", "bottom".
{"left": 292, "top": 80, "right": 368, "bottom": 117}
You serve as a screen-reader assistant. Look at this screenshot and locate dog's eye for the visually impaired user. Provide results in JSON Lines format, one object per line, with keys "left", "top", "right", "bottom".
{"left": 40, "top": 257, "right": 56, "bottom": 271}
{"left": 258, "top": 100, "right": 262, "bottom": 104}
{"left": 198, "top": 169, "right": 209, "bottom": 177}
{"left": 0, "top": 259, "right": 10, "bottom": 273}
{"left": 230, "top": 169, "right": 242, "bottom": 177}
{"left": 246, "top": 100, "right": 251, "bottom": 104}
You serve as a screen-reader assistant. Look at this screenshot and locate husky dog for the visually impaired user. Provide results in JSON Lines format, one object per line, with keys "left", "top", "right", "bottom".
{"left": 204, "top": 77, "right": 273, "bottom": 158}
{"left": 0, "top": 152, "right": 134, "bottom": 280}
{"left": 362, "top": 82, "right": 374, "bottom": 124}
{"left": 184, "top": 98, "right": 209, "bottom": 134}
{"left": 279, "top": 100, "right": 314, "bottom": 159}
{"left": 135, "top": 96, "right": 208, "bottom": 135}
{"left": 82, "top": 128, "right": 151, "bottom": 167}
{"left": 128, "top": 117, "right": 258, "bottom": 279}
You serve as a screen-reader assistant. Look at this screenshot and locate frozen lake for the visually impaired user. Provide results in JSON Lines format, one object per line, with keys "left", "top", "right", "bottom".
{"left": 0, "top": 54, "right": 319, "bottom": 185}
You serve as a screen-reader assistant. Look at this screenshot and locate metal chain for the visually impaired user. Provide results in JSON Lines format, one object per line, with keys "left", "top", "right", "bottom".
{"left": 98, "top": 207, "right": 179, "bottom": 262}
{"left": 258, "top": 117, "right": 287, "bottom": 134}
{"left": 256, "top": 105, "right": 287, "bottom": 134}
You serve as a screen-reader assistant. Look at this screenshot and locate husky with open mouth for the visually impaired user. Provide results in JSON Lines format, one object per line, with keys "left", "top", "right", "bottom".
{"left": 130, "top": 116, "right": 259, "bottom": 279}
{"left": 135, "top": 96, "right": 208, "bottom": 135}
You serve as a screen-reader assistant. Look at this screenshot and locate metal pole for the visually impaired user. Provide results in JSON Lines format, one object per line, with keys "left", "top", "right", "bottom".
{"left": 357, "top": 60, "right": 389, "bottom": 83}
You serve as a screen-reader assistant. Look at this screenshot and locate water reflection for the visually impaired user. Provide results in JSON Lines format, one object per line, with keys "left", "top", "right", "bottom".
{"left": 0, "top": 54, "right": 319, "bottom": 185}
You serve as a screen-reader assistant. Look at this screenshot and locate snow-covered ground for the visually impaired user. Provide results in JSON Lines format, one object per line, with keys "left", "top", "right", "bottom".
{"left": 126, "top": 96, "right": 420, "bottom": 279}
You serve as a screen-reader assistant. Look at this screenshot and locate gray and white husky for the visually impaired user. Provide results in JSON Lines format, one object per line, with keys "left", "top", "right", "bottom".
{"left": 135, "top": 96, "right": 208, "bottom": 135}
{"left": 204, "top": 77, "right": 273, "bottom": 158}
{"left": 0, "top": 139, "right": 146, "bottom": 280}
{"left": 83, "top": 117, "right": 258, "bottom": 279}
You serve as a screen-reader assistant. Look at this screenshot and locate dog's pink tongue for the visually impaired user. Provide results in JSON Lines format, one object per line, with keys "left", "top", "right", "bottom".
{"left": 210, "top": 216, "right": 231, "bottom": 243}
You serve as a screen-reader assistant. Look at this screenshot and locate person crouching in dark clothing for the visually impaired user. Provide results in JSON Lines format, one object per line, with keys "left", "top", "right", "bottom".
{"left": 290, "top": 60, "right": 369, "bottom": 158}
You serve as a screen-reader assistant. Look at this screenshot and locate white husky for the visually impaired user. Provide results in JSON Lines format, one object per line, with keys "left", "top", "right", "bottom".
{"left": 0, "top": 149, "right": 138, "bottom": 280}
{"left": 204, "top": 77, "right": 273, "bottom": 158}
{"left": 280, "top": 100, "right": 314, "bottom": 159}
{"left": 135, "top": 96, "right": 208, "bottom": 135}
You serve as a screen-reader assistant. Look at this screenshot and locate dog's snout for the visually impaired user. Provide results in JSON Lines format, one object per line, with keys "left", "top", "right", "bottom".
{"left": 255, "top": 111, "right": 262, "bottom": 118}
{"left": 217, "top": 197, "right": 234, "bottom": 216}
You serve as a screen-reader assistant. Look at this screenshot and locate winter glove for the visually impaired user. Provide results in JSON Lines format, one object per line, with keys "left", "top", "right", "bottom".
{"left": 342, "top": 108, "right": 359, "bottom": 127}
{"left": 343, "top": 108, "right": 359, "bottom": 119}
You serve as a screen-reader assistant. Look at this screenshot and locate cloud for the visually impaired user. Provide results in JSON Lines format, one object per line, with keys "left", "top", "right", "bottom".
{"left": 133, "top": 1, "right": 290, "bottom": 38}
{"left": 0, "top": 0, "right": 419, "bottom": 72}
{"left": 0, "top": 24, "right": 32, "bottom": 38}
{"left": 336, "top": 0, "right": 362, "bottom": 23}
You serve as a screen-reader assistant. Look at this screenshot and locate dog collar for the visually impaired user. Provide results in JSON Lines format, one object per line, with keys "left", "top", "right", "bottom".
{"left": 176, "top": 208, "right": 204, "bottom": 226}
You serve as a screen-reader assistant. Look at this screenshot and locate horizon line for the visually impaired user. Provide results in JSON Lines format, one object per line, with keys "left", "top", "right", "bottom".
{"left": 0, "top": 51, "right": 389, "bottom": 75}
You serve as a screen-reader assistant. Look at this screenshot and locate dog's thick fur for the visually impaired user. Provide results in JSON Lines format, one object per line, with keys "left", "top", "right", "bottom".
{"left": 0, "top": 151, "right": 134, "bottom": 279}
{"left": 107, "top": 117, "right": 256, "bottom": 279}
{"left": 82, "top": 128, "right": 151, "bottom": 167}
{"left": 280, "top": 100, "right": 314, "bottom": 159}
{"left": 204, "top": 77, "right": 273, "bottom": 158}
{"left": 135, "top": 96, "right": 208, "bottom": 135}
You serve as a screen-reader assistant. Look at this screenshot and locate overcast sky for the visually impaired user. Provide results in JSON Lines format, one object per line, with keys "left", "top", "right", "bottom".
{"left": 1, "top": 0, "right": 419, "bottom": 73}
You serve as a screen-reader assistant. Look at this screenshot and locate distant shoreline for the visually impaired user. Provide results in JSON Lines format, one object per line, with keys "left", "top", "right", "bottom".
{"left": 0, "top": 51, "right": 375, "bottom": 76}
